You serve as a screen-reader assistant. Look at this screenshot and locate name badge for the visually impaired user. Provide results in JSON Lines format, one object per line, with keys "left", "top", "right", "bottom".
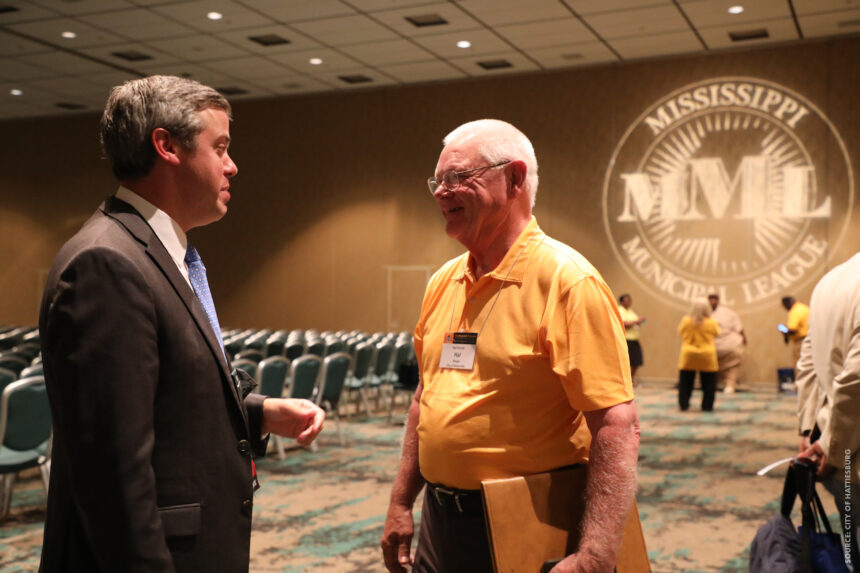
{"left": 440, "top": 332, "right": 477, "bottom": 370}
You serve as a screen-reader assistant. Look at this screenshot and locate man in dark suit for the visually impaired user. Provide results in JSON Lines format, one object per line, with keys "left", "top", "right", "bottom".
{"left": 38, "top": 75, "right": 325, "bottom": 572}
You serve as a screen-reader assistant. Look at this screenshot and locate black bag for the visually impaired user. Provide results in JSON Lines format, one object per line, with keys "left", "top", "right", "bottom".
{"left": 750, "top": 461, "right": 848, "bottom": 573}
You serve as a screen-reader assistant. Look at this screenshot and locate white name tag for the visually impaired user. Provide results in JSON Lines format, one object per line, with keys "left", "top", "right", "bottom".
{"left": 439, "top": 332, "right": 477, "bottom": 370}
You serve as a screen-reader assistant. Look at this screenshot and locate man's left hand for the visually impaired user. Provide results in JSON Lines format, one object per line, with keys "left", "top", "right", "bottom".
{"left": 262, "top": 398, "right": 325, "bottom": 446}
{"left": 797, "top": 441, "right": 834, "bottom": 478}
{"left": 549, "top": 551, "right": 613, "bottom": 573}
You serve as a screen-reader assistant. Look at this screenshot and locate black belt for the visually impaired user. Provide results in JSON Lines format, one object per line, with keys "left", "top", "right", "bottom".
{"left": 425, "top": 482, "right": 483, "bottom": 514}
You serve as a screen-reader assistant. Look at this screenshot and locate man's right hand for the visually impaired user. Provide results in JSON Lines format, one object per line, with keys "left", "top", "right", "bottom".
{"left": 381, "top": 503, "right": 414, "bottom": 572}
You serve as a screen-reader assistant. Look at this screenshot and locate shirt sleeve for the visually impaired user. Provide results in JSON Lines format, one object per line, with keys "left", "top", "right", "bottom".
{"left": 820, "top": 294, "right": 860, "bottom": 463}
{"left": 547, "top": 276, "right": 634, "bottom": 412}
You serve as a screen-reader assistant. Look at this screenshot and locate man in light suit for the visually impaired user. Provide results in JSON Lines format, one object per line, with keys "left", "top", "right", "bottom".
{"left": 38, "top": 75, "right": 325, "bottom": 572}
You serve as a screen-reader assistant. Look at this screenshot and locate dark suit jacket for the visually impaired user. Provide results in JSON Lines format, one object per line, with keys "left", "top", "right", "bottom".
{"left": 38, "top": 197, "right": 268, "bottom": 573}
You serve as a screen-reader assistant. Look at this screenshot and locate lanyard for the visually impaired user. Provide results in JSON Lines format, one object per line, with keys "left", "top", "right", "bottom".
{"left": 447, "top": 232, "right": 535, "bottom": 336}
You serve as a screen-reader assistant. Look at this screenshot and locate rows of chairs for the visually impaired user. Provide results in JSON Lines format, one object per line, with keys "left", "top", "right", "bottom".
{"left": 225, "top": 329, "right": 418, "bottom": 453}
{"left": 0, "top": 325, "right": 50, "bottom": 518}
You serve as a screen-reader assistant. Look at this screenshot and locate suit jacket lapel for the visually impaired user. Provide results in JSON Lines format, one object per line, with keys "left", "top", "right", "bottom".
{"left": 101, "top": 197, "right": 246, "bottom": 414}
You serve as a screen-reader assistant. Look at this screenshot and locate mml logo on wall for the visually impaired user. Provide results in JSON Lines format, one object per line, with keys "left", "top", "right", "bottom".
{"left": 602, "top": 77, "right": 854, "bottom": 311}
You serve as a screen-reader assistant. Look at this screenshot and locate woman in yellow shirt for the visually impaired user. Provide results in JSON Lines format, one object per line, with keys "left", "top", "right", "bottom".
{"left": 678, "top": 298, "right": 721, "bottom": 411}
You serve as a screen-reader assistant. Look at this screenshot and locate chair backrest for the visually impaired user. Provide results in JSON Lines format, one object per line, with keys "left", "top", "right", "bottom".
{"left": 0, "top": 376, "right": 51, "bottom": 451}
{"left": 230, "top": 359, "right": 258, "bottom": 379}
{"left": 19, "top": 364, "right": 44, "bottom": 379}
{"left": 0, "top": 367, "right": 17, "bottom": 396}
{"left": 256, "top": 356, "right": 289, "bottom": 399}
{"left": 0, "top": 356, "right": 28, "bottom": 376}
{"left": 224, "top": 337, "right": 245, "bottom": 359}
{"left": 352, "top": 342, "right": 374, "bottom": 379}
{"left": 289, "top": 355, "right": 323, "bottom": 400}
{"left": 285, "top": 341, "right": 305, "bottom": 361}
{"left": 324, "top": 340, "right": 347, "bottom": 356}
{"left": 12, "top": 343, "right": 41, "bottom": 361}
{"left": 393, "top": 340, "right": 413, "bottom": 369}
{"left": 305, "top": 340, "right": 325, "bottom": 357}
{"left": 318, "top": 353, "right": 352, "bottom": 409}
{"left": 265, "top": 337, "right": 286, "bottom": 357}
{"left": 373, "top": 342, "right": 396, "bottom": 377}
{"left": 235, "top": 349, "right": 264, "bottom": 362}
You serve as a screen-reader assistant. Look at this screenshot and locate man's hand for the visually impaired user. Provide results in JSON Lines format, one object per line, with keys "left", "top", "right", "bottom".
{"left": 797, "top": 441, "right": 834, "bottom": 478}
{"left": 381, "top": 503, "right": 414, "bottom": 572}
{"left": 262, "top": 398, "right": 325, "bottom": 446}
{"left": 549, "top": 550, "right": 613, "bottom": 573}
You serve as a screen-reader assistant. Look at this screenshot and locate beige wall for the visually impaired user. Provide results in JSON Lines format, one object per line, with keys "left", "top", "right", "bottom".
{"left": 1, "top": 37, "right": 858, "bottom": 386}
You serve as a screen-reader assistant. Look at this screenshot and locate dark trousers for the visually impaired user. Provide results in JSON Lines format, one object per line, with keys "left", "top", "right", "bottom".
{"left": 413, "top": 489, "right": 494, "bottom": 573}
{"left": 679, "top": 370, "right": 717, "bottom": 411}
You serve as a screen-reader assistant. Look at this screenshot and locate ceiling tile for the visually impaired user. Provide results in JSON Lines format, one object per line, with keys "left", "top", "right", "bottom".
{"left": 798, "top": 8, "right": 860, "bottom": 37}
{"left": 412, "top": 29, "right": 514, "bottom": 58}
{"left": 370, "top": 2, "right": 484, "bottom": 37}
{"left": 524, "top": 41, "right": 618, "bottom": 68}
{"left": 152, "top": 0, "right": 274, "bottom": 33}
{"left": 248, "top": 0, "right": 357, "bottom": 22}
{"left": 79, "top": 8, "right": 198, "bottom": 41}
{"left": 347, "top": 0, "right": 434, "bottom": 10}
{"left": 290, "top": 14, "right": 400, "bottom": 46}
{"left": 155, "top": 34, "right": 250, "bottom": 62}
{"left": 7, "top": 17, "right": 126, "bottom": 48}
{"left": 563, "top": 0, "right": 672, "bottom": 16}
{"left": 136, "top": 63, "right": 239, "bottom": 87}
{"left": 212, "top": 56, "right": 293, "bottom": 80}
{"left": 379, "top": 59, "right": 467, "bottom": 83}
{"left": 608, "top": 29, "right": 703, "bottom": 59}
{"left": 698, "top": 17, "right": 799, "bottom": 49}
{"left": 17, "top": 51, "right": 111, "bottom": 75}
{"left": 496, "top": 17, "right": 597, "bottom": 50}
{"left": 0, "top": 1, "right": 61, "bottom": 23}
{"left": 243, "top": 74, "right": 335, "bottom": 95}
{"left": 30, "top": 0, "right": 136, "bottom": 15}
{"left": 0, "top": 57, "right": 56, "bottom": 81}
{"left": 456, "top": 0, "right": 574, "bottom": 26}
{"left": 214, "top": 25, "right": 321, "bottom": 54}
{"left": 28, "top": 75, "right": 107, "bottom": 99}
{"left": 77, "top": 70, "right": 141, "bottom": 93}
{"left": 792, "top": 0, "right": 860, "bottom": 16}
{"left": 267, "top": 48, "right": 365, "bottom": 73}
{"left": 0, "top": 29, "right": 52, "bottom": 57}
{"left": 0, "top": 81, "right": 61, "bottom": 103}
{"left": 583, "top": 5, "right": 691, "bottom": 39}
{"left": 77, "top": 42, "right": 181, "bottom": 69}
{"left": 448, "top": 50, "right": 540, "bottom": 76}
{"left": 342, "top": 39, "right": 437, "bottom": 66}
{"left": 680, "top": 0, "right": 792, "bottom": 28}
{"left": 313, "top": 67, "right": 399, "bottom": 89}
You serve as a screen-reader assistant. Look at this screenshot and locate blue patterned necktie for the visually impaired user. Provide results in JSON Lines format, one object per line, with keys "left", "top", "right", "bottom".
{"left": 185, "top": 245, "right": 225, "bottom": 358}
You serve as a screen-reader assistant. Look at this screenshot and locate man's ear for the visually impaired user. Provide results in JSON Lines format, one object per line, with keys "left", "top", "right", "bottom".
{"left": 152, "top": 127, "right": 181, "bottom": 166}
{"left": 508, "top": 160, "right": 527, "bottom": 198}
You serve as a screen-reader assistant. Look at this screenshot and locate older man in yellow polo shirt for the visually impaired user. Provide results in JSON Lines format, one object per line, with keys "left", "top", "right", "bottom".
{"left": 380, "top": 120, "right": 640, "bottom": 573}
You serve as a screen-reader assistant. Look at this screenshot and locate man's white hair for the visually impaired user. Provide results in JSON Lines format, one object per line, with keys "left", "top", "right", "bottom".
{"left": 442, "top": 119, "right": 539, "bottom": 208}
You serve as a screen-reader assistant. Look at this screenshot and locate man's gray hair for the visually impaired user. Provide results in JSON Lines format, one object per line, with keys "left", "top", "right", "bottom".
{"left": 100, "top": 75, "right": 231, "bottom": 181}
{"left": 443, "top": 119, "right": 539, "bottom": 208}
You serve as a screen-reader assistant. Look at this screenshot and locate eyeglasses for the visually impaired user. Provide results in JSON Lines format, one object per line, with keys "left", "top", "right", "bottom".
{"left": 427, "top": 160, "right": 510, "bottom": 195}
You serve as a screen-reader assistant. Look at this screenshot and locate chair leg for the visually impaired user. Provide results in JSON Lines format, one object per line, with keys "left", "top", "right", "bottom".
{"left": 333, "top": 410, "right": 344, "bottom": 447}
{"left": 359, "top": 387, "right": 372, "bottom": 418}
{"left": 40, "top": 460, "right": 51, "bottom": 492}
{"left": 1, "top": 473, "right": 16, "bottom": 518}
{"left": 274, "top": 435, "right": 285, "bottom": 461}
{"left": 387, "top": 389, "right": 396, "bottom": 423}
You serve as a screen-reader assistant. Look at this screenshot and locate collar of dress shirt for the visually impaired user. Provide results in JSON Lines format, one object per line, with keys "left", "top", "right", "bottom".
{"left": 115, "top": 186, "right": 191, "bottom": 287}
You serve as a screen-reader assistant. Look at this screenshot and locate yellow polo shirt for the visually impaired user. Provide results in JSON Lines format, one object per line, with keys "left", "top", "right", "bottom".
{"left": 415, "top": 218, "right": 634, "bottom": 490}
{"left": 677, "top": 317, "right": 720, "bottom": 372}
{"left": 787, "top": 302, "right": 810, "bottom": 341}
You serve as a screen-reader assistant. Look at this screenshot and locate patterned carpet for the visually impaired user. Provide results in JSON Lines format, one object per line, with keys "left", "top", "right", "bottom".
{"left": 0, "top": 386, "right": 844, "bottom": 572}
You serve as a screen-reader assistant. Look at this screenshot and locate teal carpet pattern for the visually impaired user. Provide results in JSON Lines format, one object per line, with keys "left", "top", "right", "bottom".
{"left": 1, "top": 387, "right": 845, "bottom": 572}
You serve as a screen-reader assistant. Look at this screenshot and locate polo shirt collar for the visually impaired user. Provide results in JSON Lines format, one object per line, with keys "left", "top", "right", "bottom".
{"left": 455, "top": 216, "right": 543, "bottom": 284}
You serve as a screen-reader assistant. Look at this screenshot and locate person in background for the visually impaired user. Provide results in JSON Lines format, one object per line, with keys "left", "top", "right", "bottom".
{"left": 795, "top": 253, "right": 860, "bottom": 570}
{"left": 781, "top": 295, "right": 809, "bottom": 366}
{"left": 677, "top": 298, "right": 720, "bottom": 412}
{"left": 618, "top": 293, "right": 646, "bottom": 385}
{"left": 381, "top": 119, "right": 639, "bottom": 573}
{"left": 708, "top": 293, "right": 746, "bottom": 394}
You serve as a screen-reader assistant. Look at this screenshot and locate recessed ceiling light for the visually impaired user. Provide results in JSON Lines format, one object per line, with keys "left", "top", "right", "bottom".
{"left": 728, "top": 5, "right": 744, "bottom": 15}
{"left": 309, "top": 57, "right": 323, "bottom": 65}
{"left": 10, "top": 89, "right": 23, "bottom": 96}
{"left": 207, "top": 11, "right": 223, "bottom": 21}
{"left": 456, "top": 40, "right": 471, "bottom": 49}
{"left": 61, "top": 31, "right": 77, "bottom": 39}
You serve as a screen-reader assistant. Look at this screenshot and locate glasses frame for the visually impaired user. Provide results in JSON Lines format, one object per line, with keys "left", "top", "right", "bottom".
{"left": 427, "top": 160, "right": 511, "bottom": 195}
